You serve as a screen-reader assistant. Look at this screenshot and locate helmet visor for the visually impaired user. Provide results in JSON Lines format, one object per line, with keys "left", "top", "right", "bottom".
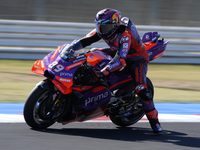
{"left": 97, "top": 23, "right": 117, "bottom": 34}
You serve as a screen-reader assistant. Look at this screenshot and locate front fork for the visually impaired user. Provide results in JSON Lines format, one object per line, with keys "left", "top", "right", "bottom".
{"left": 37, "top": 79, "right": 72, "bottom": 122}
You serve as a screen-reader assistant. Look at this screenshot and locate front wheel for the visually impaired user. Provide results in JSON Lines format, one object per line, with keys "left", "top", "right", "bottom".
{"left": 109, "top": 77, "right": 154, "bottom": 127}
{"left": 23, "top": 81, "right": 65, "bottom": 129}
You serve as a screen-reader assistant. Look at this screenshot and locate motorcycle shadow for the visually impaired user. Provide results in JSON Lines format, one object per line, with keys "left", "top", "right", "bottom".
{"left": 32, "top": 126, "right": 158, "bottom": 141}
{"left": 31, "top": 123, "right": 200, "bottom": 149}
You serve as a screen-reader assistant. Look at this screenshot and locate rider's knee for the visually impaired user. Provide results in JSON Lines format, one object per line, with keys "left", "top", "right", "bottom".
{"left": 135, "top": 84, "right": 153, "bottom": 102}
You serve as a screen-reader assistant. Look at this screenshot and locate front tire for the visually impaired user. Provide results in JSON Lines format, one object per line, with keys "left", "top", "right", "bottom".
{"left": 24, "top": 82, "right": 63, "bottom": 129}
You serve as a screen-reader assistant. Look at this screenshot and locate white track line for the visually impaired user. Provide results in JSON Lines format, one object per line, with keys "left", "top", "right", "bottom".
{"left": 0, "top": 114, "right": 200, "bottom": 123}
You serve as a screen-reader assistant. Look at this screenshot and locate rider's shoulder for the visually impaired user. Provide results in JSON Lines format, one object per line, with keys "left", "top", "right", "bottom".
{"left": 121, "top": 17, "right": 137, "bottom": 33}
{"left": 120, "top": 17, "right": 130, "bottom": 26}
{"left": 120, "top": 17, "right": 135, "bottom": 30}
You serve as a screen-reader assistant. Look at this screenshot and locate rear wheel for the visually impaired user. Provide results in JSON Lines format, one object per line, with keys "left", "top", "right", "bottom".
{"left": 109, "top": 77, "right": 154, "bottom": 127}
{"left": 24, "top": 82, "right": 65, "bottom": 129}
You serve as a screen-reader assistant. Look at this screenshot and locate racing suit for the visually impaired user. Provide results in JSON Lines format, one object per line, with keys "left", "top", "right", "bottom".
{"left": 70, "top": 17, "right": 161, "bottom": 132}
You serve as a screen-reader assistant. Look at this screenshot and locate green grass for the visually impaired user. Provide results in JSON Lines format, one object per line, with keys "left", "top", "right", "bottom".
{"left": 148, "top": 64, "right": 200, "bottom": 81}
{"left": 0, "top": 60, "right": 200, "bottom": 103}
{"left": 0, "top": 60, "right": 43, "bottom": 102}
{"left": 147, "top": 64, "right": 200, "bottom": 102}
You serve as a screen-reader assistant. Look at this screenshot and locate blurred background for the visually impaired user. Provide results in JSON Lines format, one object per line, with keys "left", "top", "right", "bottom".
{"left": 0, "top": 0, "right": 200, "bottom": 103}
{"left": 0, "top": 0, "right": 200, "bottom": 26}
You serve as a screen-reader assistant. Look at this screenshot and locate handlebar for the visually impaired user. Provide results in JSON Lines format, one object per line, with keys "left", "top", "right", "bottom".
{"left": 60, "top": 44, "right": 75, "bottom": 61}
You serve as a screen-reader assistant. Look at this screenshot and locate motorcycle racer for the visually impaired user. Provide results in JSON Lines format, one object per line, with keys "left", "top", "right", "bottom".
{"left": 64, "top": 8, "right": 162, "bottom": 133}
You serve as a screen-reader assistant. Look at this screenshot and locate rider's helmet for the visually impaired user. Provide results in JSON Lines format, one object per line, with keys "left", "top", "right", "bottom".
{"left": 95, "top": 8, "right": 121, "bottom": 39}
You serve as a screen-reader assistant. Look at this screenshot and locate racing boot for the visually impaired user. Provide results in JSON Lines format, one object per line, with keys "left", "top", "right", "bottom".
{"left": 146, "top": 108, "right": 163, "bottom": 133}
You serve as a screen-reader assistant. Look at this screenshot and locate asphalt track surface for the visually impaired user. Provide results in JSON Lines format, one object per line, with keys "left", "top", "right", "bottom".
{"left": 1, "top": 122, "right": 200, "bottom": 150}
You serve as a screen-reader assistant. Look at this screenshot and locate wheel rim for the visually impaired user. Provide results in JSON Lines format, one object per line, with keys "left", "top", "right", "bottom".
{"left": 121, "top": 98, "right": 145, "bottom": 124}
{"left": 120, "top": 81, "right": 153, "bottom": 124}
{"left": 33, "top": 91, "right": 63, "bottom": 125}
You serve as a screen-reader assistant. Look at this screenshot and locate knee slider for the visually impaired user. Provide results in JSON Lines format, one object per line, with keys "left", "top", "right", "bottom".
{"left": 137, "top": 88, "right": 153, "bottom": 102}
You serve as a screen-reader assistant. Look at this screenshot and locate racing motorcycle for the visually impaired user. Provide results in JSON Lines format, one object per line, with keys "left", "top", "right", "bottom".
{"left": 23, "top": 32, "right": 169, "bottom": 129}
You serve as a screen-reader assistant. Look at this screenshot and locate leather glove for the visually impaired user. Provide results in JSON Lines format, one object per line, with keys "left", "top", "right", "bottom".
{"left": 60, "top": 44, "right": 75, "bottom": 60}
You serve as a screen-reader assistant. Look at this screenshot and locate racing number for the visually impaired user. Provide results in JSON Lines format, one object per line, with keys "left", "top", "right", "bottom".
{"left": 48, "top": 61, "right": 64, "bottom": 72}
{"left": 54, "top": 64, "right": 64, "bottom": 72}
{"left": 48, "top": 61, "right": 58, "bottom": 68}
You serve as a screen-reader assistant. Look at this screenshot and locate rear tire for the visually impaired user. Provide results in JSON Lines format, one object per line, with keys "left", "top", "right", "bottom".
{"left": 110, "top": 77, "right": 154, "bottom": 127}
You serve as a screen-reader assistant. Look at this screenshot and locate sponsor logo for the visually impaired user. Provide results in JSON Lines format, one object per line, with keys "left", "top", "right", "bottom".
{"left": 122, "top": 52, "right": 127, "bottom": 57}
{"left": 154, "top": 52, "right": 164, "bottom": 59}
{"left": 145, "top": 35, "right": 150, "bottom": 40}
{"left": 59, "top": 78, "right": 71, "bottom": 82}
{"left": 112, "top": 13, "right": 119, "bottom": 23}
{"left": 60, "top": 72, "right": 73, "bottom": 77}
{"left": 123, "top": 43, "right": 129, "bottom": 49}
{"left": 122, "top": 48, "right": 128, "bottom": 52}
{"left": 121, "top": 48, "right": 128, "bottom": 57}
{"left": 120, "top": 36, "right": 129, "bottom": 43}
{"left": 85, "top": 92, "right": 109, "bottom": 106}
{"left": 66, "top": 61, "right": 83, "bottom": 70}
{"left": 135, "top": 85, "right": 145, "bottom": 91}
{"left": 76, "top": 55, "right": 85, "bottom": 59}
